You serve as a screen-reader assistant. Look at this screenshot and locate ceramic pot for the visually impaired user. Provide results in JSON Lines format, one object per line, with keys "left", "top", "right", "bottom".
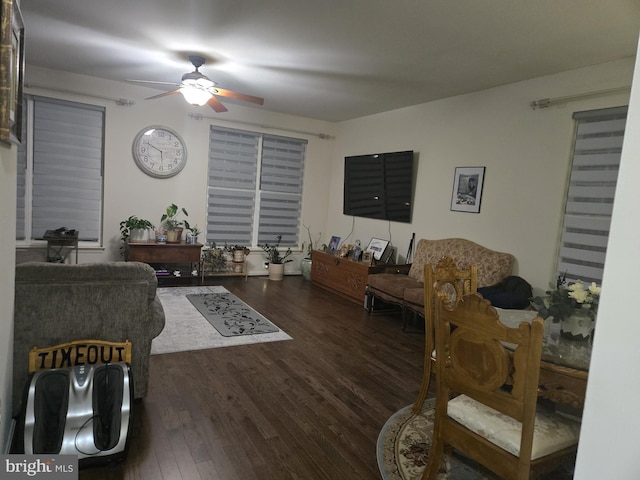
{"left": 300, "top": 257, "right": 312, "bottom": 280}
{"left": 128, "top": 228, "right": 148, "bottom": 243}
{"left": 268, "top": 263, "right": 285, "bottom": 281}
{"left": 561, "top": 308, "right": 595, "bottom": 340}
{"left": 166, "top": 228, "right": 183, "bottom": 243}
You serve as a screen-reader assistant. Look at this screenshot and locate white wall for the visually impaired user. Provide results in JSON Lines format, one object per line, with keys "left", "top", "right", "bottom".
{"left": 21, "top": 66, "right": 337, "bottom": 274}
{"left": 330, "top": 58, "right": 634, "bottom": 292}
{"left": 0, "top": 139, "right": 17, "bottom": 452}
{"left": 574, "top": 36, "right": 640, "bottom": 479}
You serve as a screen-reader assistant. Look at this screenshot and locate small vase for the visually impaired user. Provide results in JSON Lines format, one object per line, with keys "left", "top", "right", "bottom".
{"left": 300, "top": 257, "right": 312, "bottom": 280}
{"left": 561, "top": 308, "right": 595, "bottom": 340}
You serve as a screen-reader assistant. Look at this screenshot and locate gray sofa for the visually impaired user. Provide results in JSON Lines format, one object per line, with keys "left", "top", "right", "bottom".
{"left": 13, "top": 261, "right": 165, "bottom": 416}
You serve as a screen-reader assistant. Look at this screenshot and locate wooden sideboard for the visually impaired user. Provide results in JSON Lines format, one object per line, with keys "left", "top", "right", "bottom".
{"left": 311, "top": 249, "right": 410, "bottom": 305}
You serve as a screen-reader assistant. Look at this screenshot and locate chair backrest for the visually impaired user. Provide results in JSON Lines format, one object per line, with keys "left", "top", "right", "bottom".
{"left": 424, "top": 256, "right": 478, "bottom": 320}
{"left": 424, "top": 257, "right": 478, "bottom": 356}
{"left": 434, "top": 292, "right": 545, "bottom": 472}
{"left": 412, "top": 257, "right": 478, "bottom": 414}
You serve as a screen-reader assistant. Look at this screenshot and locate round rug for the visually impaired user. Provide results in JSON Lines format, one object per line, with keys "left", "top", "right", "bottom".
{"left": 377, "top": 399, "right": 493, "bottom": 480}
{"left": 376, "top": 400, "right": 574, "bottom": 480}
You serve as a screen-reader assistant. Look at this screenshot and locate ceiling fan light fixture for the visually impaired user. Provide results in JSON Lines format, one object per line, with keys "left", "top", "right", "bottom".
{"left": 180, "top": 85, "right": 213, "bottom": 106}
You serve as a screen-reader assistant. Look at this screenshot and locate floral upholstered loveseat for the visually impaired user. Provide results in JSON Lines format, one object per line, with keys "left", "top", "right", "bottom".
{"left": 366, "top": 238, "right": 515, "bottom": 322}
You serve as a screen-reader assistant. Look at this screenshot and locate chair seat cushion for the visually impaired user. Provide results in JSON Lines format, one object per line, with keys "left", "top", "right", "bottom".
{"left": 447, "top": 394, "right": 581, "bottom": 460}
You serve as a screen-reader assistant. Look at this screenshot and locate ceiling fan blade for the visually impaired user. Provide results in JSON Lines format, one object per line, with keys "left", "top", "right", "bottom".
{"left": 145, "top": 89, "right": 181, "bottom": 100}
{"left": 127, "top": 79, "right": 180, "bottom": 86}
{"left": 213, "top": 87, "right": 264, "bottom": 106}
{"left": 207, "top": 96, "right": 229, "bottom": 113}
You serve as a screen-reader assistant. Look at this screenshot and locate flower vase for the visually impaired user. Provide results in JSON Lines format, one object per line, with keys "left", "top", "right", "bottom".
{"left": 561, "top": 307, "right": 595, "bottom": 341}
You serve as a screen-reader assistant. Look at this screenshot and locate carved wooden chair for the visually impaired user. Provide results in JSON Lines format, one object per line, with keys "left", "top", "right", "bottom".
{"left": 422, "top": 293, "right": 581, "bottom": 480}
{"left": 412, "top": 256, "right": 477, "bottom": 414}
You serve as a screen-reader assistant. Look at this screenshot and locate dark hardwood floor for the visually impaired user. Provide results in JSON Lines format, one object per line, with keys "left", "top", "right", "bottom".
{"left": 81, "top": 275, "right": 426, "bottom": 480}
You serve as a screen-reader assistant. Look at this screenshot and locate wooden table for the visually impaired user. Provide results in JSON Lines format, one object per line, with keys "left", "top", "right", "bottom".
{"left": 127, "top": 241, "right": 202, "bottom": 264}
{"left": 42, "top": 230, "right": 79, "bottom": 263}
{"left": 498, "top": 308, "right": 591, "bottom": 409}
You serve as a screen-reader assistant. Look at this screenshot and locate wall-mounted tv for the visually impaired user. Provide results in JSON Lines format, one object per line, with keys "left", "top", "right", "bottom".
{"left": 343, "top": 150, "right": 415, "bottom": 223}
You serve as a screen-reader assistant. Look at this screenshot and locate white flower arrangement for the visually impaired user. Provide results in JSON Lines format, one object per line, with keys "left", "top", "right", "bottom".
{"left": 567, "top": 281, "right": 601, "bottom": 305}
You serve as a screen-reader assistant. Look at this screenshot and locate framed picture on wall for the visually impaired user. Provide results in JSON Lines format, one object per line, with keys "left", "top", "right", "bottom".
{"left": 450, "top": 166, "right": 485, "bottom": 213}
{"left": 0, "top": 0, "right": 25, "bottom": 145}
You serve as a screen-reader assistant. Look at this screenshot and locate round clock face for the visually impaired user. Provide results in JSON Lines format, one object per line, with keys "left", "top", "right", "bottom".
{"left": 132, "top": 125, "right": 187, "bottom": 178}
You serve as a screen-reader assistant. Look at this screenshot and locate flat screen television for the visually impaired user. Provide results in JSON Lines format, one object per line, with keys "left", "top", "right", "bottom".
{"left": 343, "top": 150, "right": 415, "bottom": 223}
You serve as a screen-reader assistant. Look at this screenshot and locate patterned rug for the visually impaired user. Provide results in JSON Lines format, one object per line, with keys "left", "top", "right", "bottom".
{"left": 152, "top": 286, "right": 291, "bottom": 355}
{"left": 377, "top": 400, "right": 575, "bottom": 480}
{"left": 187, "top": 291, "right": 280, "bottom": 336}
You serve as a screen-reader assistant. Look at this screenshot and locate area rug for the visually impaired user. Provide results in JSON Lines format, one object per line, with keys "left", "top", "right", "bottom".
{"left": 187, "top": 291, "right": 279, "bottom": 336}
{"left": 377, "top": 400, "right": 575, "bottom": 480}
{"left": 152, "top": 286, "right": 292, "bottom": 355}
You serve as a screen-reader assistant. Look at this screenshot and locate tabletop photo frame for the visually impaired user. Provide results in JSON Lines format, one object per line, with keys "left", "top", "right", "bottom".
{"left": 366, "top": 237, "right": 389, "bottom": 261}
{"left": 328, "top": 235, "right": 340, "bottom": 253}
{"left": 450, "top": 166, "right": 485, "bottom": 213}
{"left": 0, "top": 0, "right": 25, "bottom": 145}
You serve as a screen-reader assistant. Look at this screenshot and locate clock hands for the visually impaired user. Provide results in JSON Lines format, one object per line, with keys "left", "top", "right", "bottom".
{"left": 148, "top": 143, "right": 164, "bottom": 163}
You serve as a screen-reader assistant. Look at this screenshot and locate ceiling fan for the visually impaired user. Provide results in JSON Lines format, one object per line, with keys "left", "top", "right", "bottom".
{"left": 128, "top": 55, "right": 264, "bottom": 113}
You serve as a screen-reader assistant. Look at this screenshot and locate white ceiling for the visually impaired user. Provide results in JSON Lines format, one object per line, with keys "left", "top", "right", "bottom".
{"left": 20, "top": 0, "right": 640, "bottom": 122}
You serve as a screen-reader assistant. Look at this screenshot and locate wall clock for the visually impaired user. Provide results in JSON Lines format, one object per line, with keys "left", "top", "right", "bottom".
{"left": 132, "top": 125, "right": 187, "bottom": 178}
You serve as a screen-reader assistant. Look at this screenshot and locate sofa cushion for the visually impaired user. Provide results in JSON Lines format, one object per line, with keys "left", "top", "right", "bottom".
{"left": 368, "top": 273, "right": 422, "bottom": 299}
{"left": 403, "top": 287, "right": 425, "bottom": 312}
{"left": 408, "top": 238, "right": 514, "bottom": 288}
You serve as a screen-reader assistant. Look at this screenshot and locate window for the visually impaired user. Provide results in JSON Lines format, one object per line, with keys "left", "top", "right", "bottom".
{"left": 206, "top": 126, "right": 306, "bottom": 247}
{"left": 16, "top": 96, "right": 105, "bottom": 243}
{"left": 556, "top": 105, "right": 627, "bottom": 285}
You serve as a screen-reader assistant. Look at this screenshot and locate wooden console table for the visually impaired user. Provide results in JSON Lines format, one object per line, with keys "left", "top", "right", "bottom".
{"left": 127, "top": 241, "right": 202, "bottom": 264}
{"left": 311, "top": 249, "right": 409, "bottom": 305}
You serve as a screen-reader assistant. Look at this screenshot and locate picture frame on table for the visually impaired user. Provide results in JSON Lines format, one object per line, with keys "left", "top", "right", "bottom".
{"left": 328, "top": 235, "right": 340, "bottom": 253}
{"left": 366, "top": 237, "right": 389, "bottom": 261}
{"left": 0, "top": 0, "right": 25, "bottom": 146}
{"left": 361, "top": 251, "right": 373, "bottom": 265}
{"left": 450, "top": 166, "right": 485, "bottom": 213}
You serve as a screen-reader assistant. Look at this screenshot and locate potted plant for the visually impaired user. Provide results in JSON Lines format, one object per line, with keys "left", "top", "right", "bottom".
{"left": 225, "top": 244, "right": 251, "bottom": 263}
{"left": 119, "top": 215, "right": 154, "bottom": 244}
{"left": 186, "top": 224, "right": 202, "bottom": 244}
{"left": 160, "top": 203, "right": 189, "bottom": 243}
{"left": 260, "top": 235, "right": 293, "bottom": 281}
{"left": 201, "top": 242, "right": 228, "bottom": 272}
{"left": 301, "top": 223, "right": 322, "bottom": 280}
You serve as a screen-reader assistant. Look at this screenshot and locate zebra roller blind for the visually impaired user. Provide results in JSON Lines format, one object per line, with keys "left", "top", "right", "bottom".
{"left": 207, "top": 126, "right": 306, "bottom": 247}
{"left": 16, "top": 96, "right": 104, "bottom": 242}
{"left": 557, "top": 105, "right": 627, "bottom": 285}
